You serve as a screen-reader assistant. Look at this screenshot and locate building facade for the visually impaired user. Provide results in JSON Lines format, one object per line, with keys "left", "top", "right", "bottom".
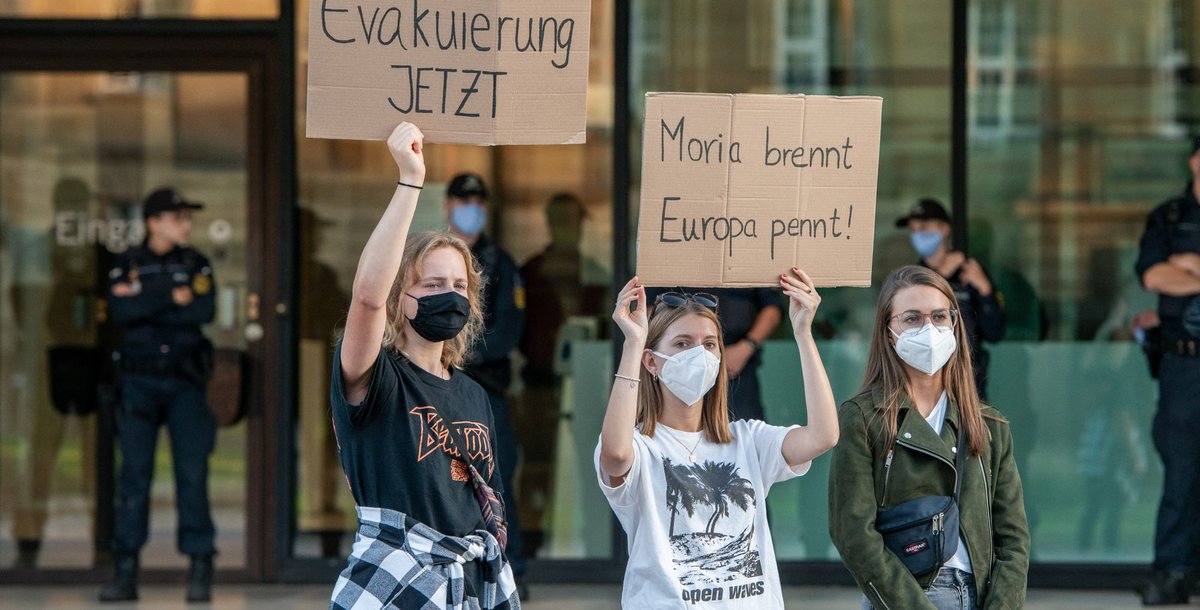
{"left": 0, "top": 0, "right": 1197, "bottom": 588}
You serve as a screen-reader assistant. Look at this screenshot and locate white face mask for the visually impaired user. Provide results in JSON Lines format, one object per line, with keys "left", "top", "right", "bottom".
{"left": 652, "top": 345, "right": 722, "bottom": 406}
{"left": 890, "top": 322, "right": 957, "bottom": 376}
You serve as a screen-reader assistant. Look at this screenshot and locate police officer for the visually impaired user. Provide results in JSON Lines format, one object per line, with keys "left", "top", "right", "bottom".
{"left": 896, "top": 198, "right": 1006, "bottom": 399}
{"left": 100, "top": 188, "right": 217, "bottom": 603}
{"left": 1137, "top": 138, "right": 1200, "bottom": 606}
{"left": 444, "top": 172, "right": 529, "bottom": 594}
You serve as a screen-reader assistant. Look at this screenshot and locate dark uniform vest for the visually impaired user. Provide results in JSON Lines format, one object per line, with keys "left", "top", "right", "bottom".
{"left": 1137, "top": 185, "right": 1200, "bottom": 344}
{"left": 107, "top": 244, "right": 216, "bottom": 378}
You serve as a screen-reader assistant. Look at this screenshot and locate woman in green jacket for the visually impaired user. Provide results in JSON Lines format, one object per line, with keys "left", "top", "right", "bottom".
{"left": 829, "top": 265, "right": 1029, "bottom": 609}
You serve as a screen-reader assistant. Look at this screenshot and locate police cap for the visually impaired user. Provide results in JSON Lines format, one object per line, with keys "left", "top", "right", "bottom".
{"left": 446, "top": 173, "right": 489, "bottom": 201}
{"left": 143, "top": 187, "right": 203, "bottom": 220}
{"left": 895, "top": 197, "right": 951, "bottom": 228}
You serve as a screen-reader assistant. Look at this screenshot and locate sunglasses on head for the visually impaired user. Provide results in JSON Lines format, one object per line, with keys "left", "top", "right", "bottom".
{"left": 654, "top": 291, "right": 719, "bottom": 311}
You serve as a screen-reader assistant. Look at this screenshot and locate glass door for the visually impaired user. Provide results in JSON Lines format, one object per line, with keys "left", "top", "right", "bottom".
{"left": 0, "top": 71, "right": 258, "bottom": 575}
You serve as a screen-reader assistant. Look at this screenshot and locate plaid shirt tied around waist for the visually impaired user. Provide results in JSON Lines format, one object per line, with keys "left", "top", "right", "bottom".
{"left": 330, "top": 507, "right": 520, "bottom": 610}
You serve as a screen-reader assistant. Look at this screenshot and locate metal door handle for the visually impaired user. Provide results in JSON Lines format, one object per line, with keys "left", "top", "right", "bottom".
{"left": 247, "top": 292, "right": 260, "bottom": 321}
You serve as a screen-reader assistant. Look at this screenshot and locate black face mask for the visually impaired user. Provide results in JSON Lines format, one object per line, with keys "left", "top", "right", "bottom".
{"left": 406, "top": 291, "right": 470, "bottom": 342}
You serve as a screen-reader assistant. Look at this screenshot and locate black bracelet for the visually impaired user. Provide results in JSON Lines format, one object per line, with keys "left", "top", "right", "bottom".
{"left": 397, "top": 181, "right": 423, "bottom": 190}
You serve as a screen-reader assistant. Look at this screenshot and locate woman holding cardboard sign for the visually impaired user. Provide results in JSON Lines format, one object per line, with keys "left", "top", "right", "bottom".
{"left": 595, "top": 269, "right": 838, "bottom": 609}
{"left": 828, "top": 265, "right": 1028, "bottom": 610}
{"left": 329, "top": 122, "right": 519, "bottom": 610}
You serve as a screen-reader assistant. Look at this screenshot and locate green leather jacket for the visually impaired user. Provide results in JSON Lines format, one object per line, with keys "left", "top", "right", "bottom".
{"left": 828, "top": 387, "right": 1030, "bottom": 610}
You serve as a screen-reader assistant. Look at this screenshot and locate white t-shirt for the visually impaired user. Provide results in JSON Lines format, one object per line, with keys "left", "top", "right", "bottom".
{"left": 595, "top": 419, "right": 809, "bottom": 609}
{"left": 923, "top": 391, "right": 973, "bottom": 574}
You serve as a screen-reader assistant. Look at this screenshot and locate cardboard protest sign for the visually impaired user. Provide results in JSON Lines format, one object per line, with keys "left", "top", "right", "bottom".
{"left": 307, "top": 0, "right": 590, "bottom": 145}
{"left": 636, "top": 93, "right": 882, "bottom": 287}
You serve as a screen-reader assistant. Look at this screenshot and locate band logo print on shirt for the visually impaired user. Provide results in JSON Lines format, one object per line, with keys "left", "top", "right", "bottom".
{"left": 410, "top": 405, "right": 494, "bottom": 477}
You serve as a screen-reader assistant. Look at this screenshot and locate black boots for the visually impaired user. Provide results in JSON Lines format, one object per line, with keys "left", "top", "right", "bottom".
{"left": 98, "top": 553, "right": 138, "bottom": 602}
{"left": 14, "top": 539, "right": 39, "bottom": 569}
{"left": 319, "top": 531, "right": 343, "bottom": 559}
{"left": 186, "top": 554, "right": 213, "bottom": 603}
{"left": 1141, "top": 569, "right": 1189, "bottom": 606}
{"left": 98, "top": 553, "right": 211, "bottom": 603}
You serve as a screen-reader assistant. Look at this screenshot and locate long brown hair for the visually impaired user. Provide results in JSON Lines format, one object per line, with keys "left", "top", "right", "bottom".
{"left": 638, "top": 301, "right": 733, "bottom": 444}
{"left": 381, "top": 231, "right": 484, "bottom": 370}
{"left": 861, "top": 265, "right": 989, "bottom": 456}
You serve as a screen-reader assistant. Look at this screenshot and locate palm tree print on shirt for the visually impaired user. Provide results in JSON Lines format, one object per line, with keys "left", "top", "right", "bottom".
{"left": 663, "top": 457, "right": 762, "bottom": 585}
{"left": 664, "top": 457, "right": 701, "bottom": 536}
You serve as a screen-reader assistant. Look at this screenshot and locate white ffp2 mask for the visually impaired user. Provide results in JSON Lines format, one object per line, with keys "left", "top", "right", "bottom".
{"left": 652, "top": 345, "right": 721, "bottom": 406}
{"left": 891, "top": 322, "right": 957, "bottom": 376}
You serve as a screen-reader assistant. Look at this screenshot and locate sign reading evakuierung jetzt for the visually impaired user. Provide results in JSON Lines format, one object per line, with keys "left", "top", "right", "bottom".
{"left": 307, "top": 0, "right": 591, "bottom": 145}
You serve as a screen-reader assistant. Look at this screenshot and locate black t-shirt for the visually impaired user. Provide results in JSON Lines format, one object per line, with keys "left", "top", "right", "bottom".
{"left": 330, "top": 342, "right": 503, "bottom": 537}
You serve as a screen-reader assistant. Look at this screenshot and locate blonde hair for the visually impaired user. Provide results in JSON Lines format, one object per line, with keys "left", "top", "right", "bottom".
{"left": 381, "top": 231, "right": 484, "bottom": 370}
{"left": 638, "top": 301, "right": 733, "bottom": 444}
{"left": 861, "top": 265, "right": 989, "bottom": 456}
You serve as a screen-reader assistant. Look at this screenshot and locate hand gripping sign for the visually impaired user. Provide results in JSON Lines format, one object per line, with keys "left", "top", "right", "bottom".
{"left": 636, "top": 93, "right": 883, "bottom": 287}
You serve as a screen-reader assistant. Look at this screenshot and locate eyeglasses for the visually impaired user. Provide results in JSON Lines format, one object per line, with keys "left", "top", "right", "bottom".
{"left": 655, "top": 291, "right": 719, "bottom": 311}
{"left": 888, "top": 309, "right": 958, "bottom": 333}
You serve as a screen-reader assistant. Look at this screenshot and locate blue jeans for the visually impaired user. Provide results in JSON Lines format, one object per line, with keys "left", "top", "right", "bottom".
{"left": 112, "top": 373, "right": 216, "bottom": 556}
{"left": 862, "top": 567, "right": 977, "bottom": 610}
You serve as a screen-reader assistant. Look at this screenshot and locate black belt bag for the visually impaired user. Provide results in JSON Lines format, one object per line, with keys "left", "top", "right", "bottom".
{"left": 875, "top": 429, "right": 967, "bottom": 577}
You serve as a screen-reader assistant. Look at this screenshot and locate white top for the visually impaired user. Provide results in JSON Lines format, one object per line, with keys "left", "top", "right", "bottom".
{"left": 595, "top": 419, "right": 809, "bottom": 609}
{"left": 923, "top": 391, "right": 973, "bottom": 574}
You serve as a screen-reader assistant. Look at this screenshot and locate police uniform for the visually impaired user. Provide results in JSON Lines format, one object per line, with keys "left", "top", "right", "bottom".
{"left": 449, "top": 174, "right": 528, "bottom": 578}
{"left": 896, "top": 198, "right": 1007, "bottom": 400}
{"left": 466, "top": 233, "right": 526, "bottom": 398}
{"left": 929, "top": 263, "right": 1005, "bottom": 400}
{"left": 1136, "top": 176, "right": 1200, "bottom": 596}
{"left": 106, "top": 200, "right": 217, "bottom": 563}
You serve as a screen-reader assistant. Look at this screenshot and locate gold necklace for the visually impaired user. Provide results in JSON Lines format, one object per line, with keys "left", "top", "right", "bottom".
{"left": 401, "top": 350, "right": 447, "bottom": 379}
{"left": 662, "top": 426, "right": 703, "bottom": 463}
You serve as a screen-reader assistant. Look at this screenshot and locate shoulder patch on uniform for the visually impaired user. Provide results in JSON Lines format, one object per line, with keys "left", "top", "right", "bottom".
{"left": 193, "top": 274, "right": 212, "bottom": 295}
